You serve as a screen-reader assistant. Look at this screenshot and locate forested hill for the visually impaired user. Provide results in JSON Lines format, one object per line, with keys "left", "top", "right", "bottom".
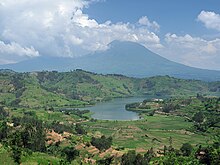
{"left": 0, "top": 69, "right": 219, "bottom": 108}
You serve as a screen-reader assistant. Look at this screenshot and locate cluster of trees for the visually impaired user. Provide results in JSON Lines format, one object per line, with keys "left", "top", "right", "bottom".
{"left": 160, "top": 141, "right": 220, "bottom": 165}
{"left": 60, "top": 109, "right": 90, "bottom": 119}
{"left": 0, "top": 106, "right": 9, "bottom": 120}
{"left": 125, "top": 102, "right": 140, "bottom": 110}
{"left": 191, "top": 97, "right": 220, "bottom": 133}
{"left": 162, "top": 102, "right": 179, "bottom": 113}
{"left": 46, "top": 120, "right": 75, "bottom": 134}
{"left": 0, "top": 112, "right": 81, "bottom": 164}
{"left": 75, "top": 123, "right": 87, "bottom": 135}
{"left": 121, "top": 149, "right": 154, "bottom": 165}
{"left": 91, "top": 135, "right": 112, "bottom": 151}
{"left": 0, "top": 113, "right": 46, "bottom": 164}
{"left": 126, "top": 102, "right": 151, "bottom": 110}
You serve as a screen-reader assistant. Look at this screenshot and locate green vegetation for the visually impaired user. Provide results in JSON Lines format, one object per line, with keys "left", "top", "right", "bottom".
{"left": 0, "top": 70, "right": 219, "bottom": 109}
{"left": 91, "top": 135, "right": 112, "bottom": 151}
{"left": 0, "top": 70, "right": 219, "bottom": 164}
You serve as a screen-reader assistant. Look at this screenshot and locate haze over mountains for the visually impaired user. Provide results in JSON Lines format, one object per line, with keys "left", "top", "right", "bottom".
{"left": 1, "top": 40, "right": 220, "bottom": 81}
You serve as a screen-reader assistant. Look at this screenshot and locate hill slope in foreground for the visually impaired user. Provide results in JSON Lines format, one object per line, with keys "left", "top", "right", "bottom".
{"left": 1, "top": 41, "right": 220, "bottom": 81}
{"left": 0, "top": 69, "right": 219, "bottom": 108}
{"left": 0, "top": 69, "right": 220, "bottom": 164}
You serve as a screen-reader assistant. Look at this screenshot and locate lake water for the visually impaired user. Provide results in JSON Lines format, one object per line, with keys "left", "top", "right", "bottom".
{"left": 80, "top": 96, "right": 149, "bottom": 120}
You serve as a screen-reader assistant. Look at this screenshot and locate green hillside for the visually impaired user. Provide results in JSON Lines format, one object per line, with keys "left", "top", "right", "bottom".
{"left": 0, "top": 70, "right": 219, "bottom": 108}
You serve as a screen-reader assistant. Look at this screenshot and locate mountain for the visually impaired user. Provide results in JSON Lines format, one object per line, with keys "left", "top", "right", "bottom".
{"left": 1, "top": 40, "right": 220, "bottom": 81}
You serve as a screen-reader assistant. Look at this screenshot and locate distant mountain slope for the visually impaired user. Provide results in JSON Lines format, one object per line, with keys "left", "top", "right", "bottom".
{"left": 0, "top": 70, "right": 219, "bottom": 108}
{"left": 1, "top": 40, "right": 220, "bottom": 81}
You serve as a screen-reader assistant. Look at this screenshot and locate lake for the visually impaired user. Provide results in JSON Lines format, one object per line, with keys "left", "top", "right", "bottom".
{"left": 79, "top": 96, "right": 150, "bottom": 120}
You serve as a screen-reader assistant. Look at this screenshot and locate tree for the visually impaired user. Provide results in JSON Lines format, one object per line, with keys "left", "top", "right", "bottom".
{"left": 196, "top": 137, "right": 220, "bottom": 165}
{"left": 11, "top": 146, "right": 22, "bottom": 165}
{"left": 0, "top": 106, "right": 9, "bottom": 120}
{"left": 75, "top": 123, "right": 87, "bottom": 135}
{"left": 180, "top": 143, "right": 193, "bottom": 156}
{"left": 121, "top": 150, "right": 136, "bottom": 165}
{"left": 9, "top": 131, "right": 23, "bottom": 164}
{"left": 20, "top": 116, "right": 46, "bottom": 152}
{"left": 192, "top": 111, "right": 204, "bottom": 123}
{"left": 144, "top": 148, "right": 154, "bottom": 163}
{"left": 135, "top": 153, "right": 149, "bottom": 165}
{"left": 62, "top": 146, "right": 79, "bottom": 163}
{"left": 97, "top": 156, "right": 114, "bottom": 165}
{"left": 91, "top": 135, "right": 112, "bottom": 151}
{"left": 0, "top": 120, "right": 8, "bottom": 140}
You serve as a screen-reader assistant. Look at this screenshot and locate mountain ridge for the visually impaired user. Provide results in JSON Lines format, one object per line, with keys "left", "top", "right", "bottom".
{"left": 1, "top": 40, "right": 220, "bottom": 81}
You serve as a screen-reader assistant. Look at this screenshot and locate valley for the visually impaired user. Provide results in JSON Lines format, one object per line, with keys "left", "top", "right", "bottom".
{"left": 0, "top": 70, "right": 219, "bottom": 164}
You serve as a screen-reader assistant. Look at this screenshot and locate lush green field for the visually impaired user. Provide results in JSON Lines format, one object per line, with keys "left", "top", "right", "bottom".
{"left": 84, "top": 114, "right": 209, "bottom": 150}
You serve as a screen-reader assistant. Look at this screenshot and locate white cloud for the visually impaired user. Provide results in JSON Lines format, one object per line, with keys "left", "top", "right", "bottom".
{"left": 0, "top": 40, "right": 39, "bottom": 64}
{"left": 0, "top": 0, "right": 162, "bottom": 64}
{"left": 198, "top": 11, "right": 220, "bottom": 31}
{"left": 138, "top": 16, "right": 160, "bottom": 31}
{"left": 159, "top": 33, "right": 220, "bottom": 70}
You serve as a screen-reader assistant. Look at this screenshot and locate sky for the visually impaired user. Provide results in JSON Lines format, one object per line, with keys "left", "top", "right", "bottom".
{"left": 0, "top": 0, "right": 220, "bottom": 70}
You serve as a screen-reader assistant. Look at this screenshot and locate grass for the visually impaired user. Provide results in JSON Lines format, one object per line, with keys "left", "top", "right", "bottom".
{"left": 19, "top": 84, "right": 87, "bottom": 108}
{"left": 84, "top": 114, "right": 209, "bottom": 150}
{"left": 11, "top": 108, "right": 80, "bottom": 124}
{"left": 21, "top": 152, "right": 61, "bottom": 165}
{"left": 0, "top": 146, "right": 15, "bottom": 165}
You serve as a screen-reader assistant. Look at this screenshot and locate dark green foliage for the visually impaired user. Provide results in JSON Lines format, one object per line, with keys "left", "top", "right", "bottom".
{"left": 160, "top": 152, "right": 200, "bottom": 165}
{"left": 148, "top": 110, "right": 155, "bottom": 116}
{"left": 162, "top": 103, "right": 179, "bottom": 113}
{"left": 0, "top": 120, "right": 8, "bottom": 140}
{"left": 125, "top": 102, "right": 140, "bottom": 110}
{"left": 61, "top": 146, "right": 79, "bottom": 162}
{"left": 9, "top": 131, "right": 23, "bottom": 148}
{"left": 196, "top": 137, "right": 220, "bottom": 165}
{"left": 46, "top": 121, "right": 74, "bottom": 134}
{"left": 11, "top": 146, "right": 22, "bottom": 164}
{"left": 144, "top": 148, "right": 154, "bottom": 163}
{"left": 11, "top": 116, "right": 21, "bottom": 127}
{"left": 75, "top": 123, "right": 87, "bottom": 135}
{"left": 91, "top": 135, "right": 112, "bottom": 151}
{"left": 121, "top": 150, "right": 136, "bottom": 165}
{"left": 97, "top": 156, "right": 114, "bottom": 165}
{"left": 22, "top": 121, "right": 46, "bottom": 152}
{"left": 126, "top": 102, "right": 151, "bottom": 110}
{"left": 135, "top": 153, "right": 145, "bottom": 165}
{"left": 192, "top": 111, "right": 204, "bottom": 123}
{"left": 47, "top": 141, "right": 62, "bottom": 156}
{"left": 121, "top": 149, "right": 153, "bottom": 165}
{"left": 11, "top": 74, "right": 25, "bottom": 90}
{"left": 4, "top": 118, "right": 23, "bottom": 165}
{"left": 159, "top": 137, "right": 220, "bottom": 164}
{"left": 180, "top": 143, "right": 193, "bottom": 156}
{"left": 0, "top": 106, "right": 9, "bottom": 120}
{"left": 8, "top": 115, "right": 46, "bottom": 152}
{"left": 60, "top": 109, "right": 90, "bottom": 118}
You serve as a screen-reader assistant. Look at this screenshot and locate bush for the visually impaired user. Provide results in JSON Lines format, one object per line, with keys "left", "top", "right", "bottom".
{"left": 180, "top": 143, "right": 193, "bottom": 156}
{"left": 91, "top": 135, "right": 112, "bottom": 151}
